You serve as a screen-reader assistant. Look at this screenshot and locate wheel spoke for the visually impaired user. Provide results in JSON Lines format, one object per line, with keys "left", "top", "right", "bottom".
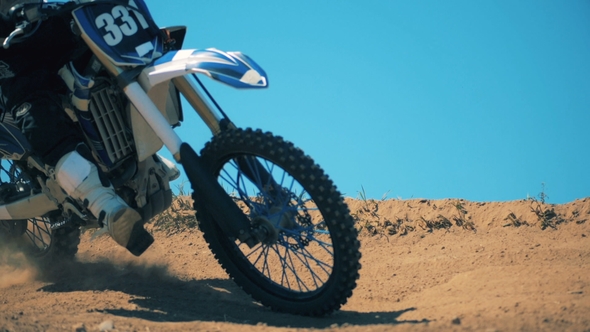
{"left": 271, "top": 243, "right": 310, "bottom": 292}
{"left": 2, "top": 161, "right": 53, "bottom": 254}
{"left": 288, "top": 238, "right": 333, "bottom": 271}
{"left": 25, "top": 218, "right": 51, "bottom": 250}
{"left": 283, "top": 247, "right": 311, "bottom": 292}
{"left": 261, "top": 244, "right": 272, "bottom": 280}
{"left": 297, "top": 247, "right": 325, "bottom": 289}
{"left": 298, "top": 246, "right": 333, "bottom": 275}
{"left": 219, "top": 165, "right": 246, "bottom": 198}
{"left": 245, "top": 243, "right": 266, "bottom": 266}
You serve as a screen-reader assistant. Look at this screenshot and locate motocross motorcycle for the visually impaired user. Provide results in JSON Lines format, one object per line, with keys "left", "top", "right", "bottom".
{"left": 0, "top": 0, "right": 361, "bottom": 316}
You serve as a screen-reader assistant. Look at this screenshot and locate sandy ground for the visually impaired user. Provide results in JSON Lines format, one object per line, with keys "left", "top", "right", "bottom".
{"left": 0, "top": 197, "right": 589, "bottom": 332}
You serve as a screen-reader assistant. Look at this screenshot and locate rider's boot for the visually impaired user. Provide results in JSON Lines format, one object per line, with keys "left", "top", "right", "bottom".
{"left": 54, "top": 148, "right": 153, "bottom": 255}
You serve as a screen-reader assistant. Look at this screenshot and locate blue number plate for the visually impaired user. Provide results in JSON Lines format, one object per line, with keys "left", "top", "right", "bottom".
{"left": 73, "top": 0, "right": 164, "bottom": 66}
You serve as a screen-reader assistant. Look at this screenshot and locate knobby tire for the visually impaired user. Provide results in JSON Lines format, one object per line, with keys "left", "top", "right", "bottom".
{"left": 192, "top": 128, "right": 361, "bottom": 316}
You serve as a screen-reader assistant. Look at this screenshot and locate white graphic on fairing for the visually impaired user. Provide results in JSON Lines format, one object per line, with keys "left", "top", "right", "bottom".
{"left": 135, "top": 41, "right": 154, "bottom": 57}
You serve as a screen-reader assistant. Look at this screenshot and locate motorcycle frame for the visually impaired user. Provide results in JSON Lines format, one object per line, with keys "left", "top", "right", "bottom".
{"left": 1, "top": 2, "right": 269, "bottom": 247}
{"left": 71, "top": 7, "right": 268, "bottom": 245}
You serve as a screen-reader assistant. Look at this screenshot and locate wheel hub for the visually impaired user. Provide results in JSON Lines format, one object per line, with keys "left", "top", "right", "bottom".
{"left": 251, "top": 216, "right": 279, "bottom": 244}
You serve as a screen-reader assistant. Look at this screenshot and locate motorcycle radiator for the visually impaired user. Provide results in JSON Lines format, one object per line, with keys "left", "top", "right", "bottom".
{"left": 87, "top": 84, "right": 135, "bottom": 166}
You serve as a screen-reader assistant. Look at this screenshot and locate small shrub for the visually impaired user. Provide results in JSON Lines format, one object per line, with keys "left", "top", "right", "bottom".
{"left": 528, "top": 197, "right": 565, "bottom": 230}
{"left": 419, "top": 215, "right": 452, "bottom": 232}
{"left": 453, "top": 201, "right": 476, "bottom": 231}
{"left": 503, "top": 212, "right": 528, "bottom": 227}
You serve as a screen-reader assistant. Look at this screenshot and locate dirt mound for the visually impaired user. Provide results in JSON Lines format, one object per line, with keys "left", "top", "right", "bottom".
{"left": 0, "top": 197, "right": 588, "bottom": 331}
{"left": 347, "top": 196, "right": 590, "bottom": 235}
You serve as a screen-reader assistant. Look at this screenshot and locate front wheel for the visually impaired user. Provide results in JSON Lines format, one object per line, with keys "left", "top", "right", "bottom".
{"left": 193, "top": 128, "right": 361, "bottom": 316}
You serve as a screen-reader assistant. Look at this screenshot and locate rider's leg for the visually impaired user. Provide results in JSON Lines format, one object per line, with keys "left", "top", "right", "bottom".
{"left": 11, "top": 92, "right": 151, "bottom": 252}
{"left": 54, "top": 145, "right": 143, "bottom": 248}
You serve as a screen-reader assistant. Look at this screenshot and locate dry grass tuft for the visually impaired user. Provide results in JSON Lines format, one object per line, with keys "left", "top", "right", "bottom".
{"left": 149, "top": 195, "right": 198, "bottom": 235}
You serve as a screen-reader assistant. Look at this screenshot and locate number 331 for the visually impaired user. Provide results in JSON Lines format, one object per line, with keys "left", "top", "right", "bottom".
{"left": 95, "top": 6, "right": 149, "bottom": 46}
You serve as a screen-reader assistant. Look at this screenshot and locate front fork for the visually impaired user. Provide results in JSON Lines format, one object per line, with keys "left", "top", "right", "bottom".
{"left": 125, "top": 76, "right": 281, "bottom": 247}
{"left": 173, "top": 76, "right": 283, "bottom": 240}
{"left": 172, "top": 76, "right": 282, "bottom": 200}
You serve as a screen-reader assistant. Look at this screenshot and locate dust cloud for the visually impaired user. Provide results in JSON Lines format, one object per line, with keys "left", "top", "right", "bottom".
{"left": 0, "top": 247, "right": 38, "bottom": 289}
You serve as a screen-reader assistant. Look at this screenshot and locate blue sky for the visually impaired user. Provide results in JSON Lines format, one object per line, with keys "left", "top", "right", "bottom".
{"left": 147, "top": 1, "right": 589, "bottom": 204}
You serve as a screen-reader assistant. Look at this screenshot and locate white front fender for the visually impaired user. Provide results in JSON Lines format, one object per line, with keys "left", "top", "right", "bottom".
{"left": 139, "top": 48, "right": 269, "bottom": 90}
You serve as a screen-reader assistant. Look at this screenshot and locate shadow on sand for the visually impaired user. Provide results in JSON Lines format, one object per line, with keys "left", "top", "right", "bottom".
{"left": 38, "top": 259, "right": 429, "bottom": 328}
